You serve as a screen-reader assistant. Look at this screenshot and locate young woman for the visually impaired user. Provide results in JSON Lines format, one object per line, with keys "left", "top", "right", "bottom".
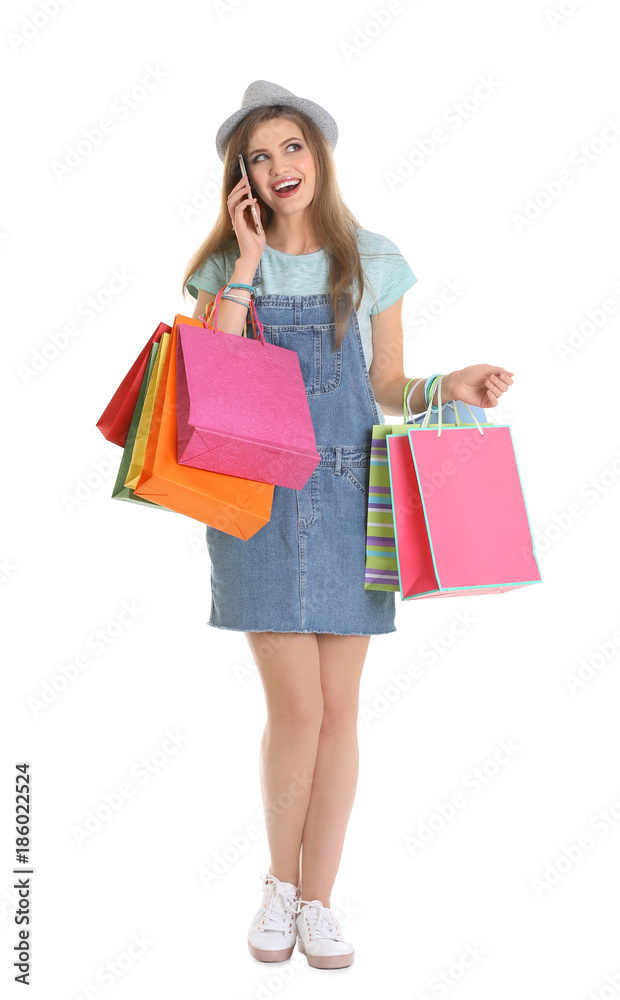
{"left": 182, "top": 80, "right": 514, "bottom": 971}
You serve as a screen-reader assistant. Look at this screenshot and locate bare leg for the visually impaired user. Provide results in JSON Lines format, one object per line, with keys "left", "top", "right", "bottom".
{"left": 245, "top": 631, "right": 323, "bottom": 887}
{"left": 299, "top": 634, "right": 371, "bottom": 907}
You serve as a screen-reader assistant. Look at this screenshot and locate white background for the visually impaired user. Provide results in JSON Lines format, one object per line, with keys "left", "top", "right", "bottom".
{"left": 3, "top": 0, "right": 620, "bottom": 996}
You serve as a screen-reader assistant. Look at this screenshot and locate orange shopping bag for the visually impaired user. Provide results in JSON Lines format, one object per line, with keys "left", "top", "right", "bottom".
{"left": 133, "top": 314, "right": 273, "bottom": 538}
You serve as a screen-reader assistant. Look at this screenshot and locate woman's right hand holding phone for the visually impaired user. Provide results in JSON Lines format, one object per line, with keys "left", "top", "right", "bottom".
{"left": 227, "top": 174, "right": 266, "bottom": 266}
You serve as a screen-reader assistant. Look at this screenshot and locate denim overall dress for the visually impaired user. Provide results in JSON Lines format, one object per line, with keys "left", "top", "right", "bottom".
{"left": 205, "top": 257, "right": 396, "bottom": 635}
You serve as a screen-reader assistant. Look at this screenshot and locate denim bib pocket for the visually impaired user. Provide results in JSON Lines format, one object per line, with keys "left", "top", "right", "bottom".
{"left": 261, "top": 324, "right": 342, "bottom": 395}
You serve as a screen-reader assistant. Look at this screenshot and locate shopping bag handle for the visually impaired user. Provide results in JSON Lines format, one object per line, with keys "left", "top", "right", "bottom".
{"left": 201, "top": 285, "right": 266, "bottom": 345}
{"left": 417, "top": 375, "right": 484, "bottom": 438}
{"left": 403, "top": 376, "right": 470, "bottom": 428}
{"left": 403, "top": 377, "right": 425, "bottom": 421}
{"left": 403, "top": 376, "right": 470, "bottom": 426}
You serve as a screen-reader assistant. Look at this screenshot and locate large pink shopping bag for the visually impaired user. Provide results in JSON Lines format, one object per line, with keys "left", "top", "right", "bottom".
{"left": 365, "top": 380, "right": 491, "bottom": 591}
{"left": 175, "top": 287, "right": 320, "bottom": 489}
{"left": 387, "top": 376, "right": 542, "bottom": 599}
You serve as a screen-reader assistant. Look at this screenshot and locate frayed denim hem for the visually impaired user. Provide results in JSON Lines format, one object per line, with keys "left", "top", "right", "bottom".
{"left": 206, "top": 621, "right": 397, "bottom": 636}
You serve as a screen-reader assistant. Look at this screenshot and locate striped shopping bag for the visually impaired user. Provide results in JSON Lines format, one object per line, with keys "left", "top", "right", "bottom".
{"left": 364, "top": 387, "right": 490, "bottom": 591}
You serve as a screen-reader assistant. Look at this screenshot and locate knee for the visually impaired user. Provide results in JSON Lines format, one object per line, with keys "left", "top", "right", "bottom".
{"left": 319, "top": 703, "right": 358, "bottom": 739}
{"left": 268, "top": 697, "right": 323, "bottom": 739}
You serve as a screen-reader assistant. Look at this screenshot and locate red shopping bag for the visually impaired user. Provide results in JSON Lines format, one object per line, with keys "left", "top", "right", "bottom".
{"left": 96, "top": 321, "right": 171, "bottom": 447}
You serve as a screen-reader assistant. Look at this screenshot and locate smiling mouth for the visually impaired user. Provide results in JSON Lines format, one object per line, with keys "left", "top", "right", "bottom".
{"left": 272, "top": 179, "right": 302, "bottom": 196}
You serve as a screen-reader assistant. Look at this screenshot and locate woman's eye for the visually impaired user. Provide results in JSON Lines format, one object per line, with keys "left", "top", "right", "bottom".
{"left": 252, "top": 143, "right": 301, "bottom": 164}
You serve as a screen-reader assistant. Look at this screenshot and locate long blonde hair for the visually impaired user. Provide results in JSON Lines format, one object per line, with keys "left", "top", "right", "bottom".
{"left": 181, "top": 105, "right": 382, "bottom": 350}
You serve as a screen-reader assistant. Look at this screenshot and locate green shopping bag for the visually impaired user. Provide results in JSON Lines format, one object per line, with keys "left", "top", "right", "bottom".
{"left": 111, "top": 341, "right": 167, "bottom": 508}
{"left": 364, "top": 378, "right": 491, "bottom": 590}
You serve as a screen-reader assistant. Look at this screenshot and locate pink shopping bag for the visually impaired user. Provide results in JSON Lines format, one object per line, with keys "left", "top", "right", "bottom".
{"left": 175, "top": 287, "right": 320, "bottom": 489}
{"left": 387, "top": 377, "right": 542, "bottom": 599}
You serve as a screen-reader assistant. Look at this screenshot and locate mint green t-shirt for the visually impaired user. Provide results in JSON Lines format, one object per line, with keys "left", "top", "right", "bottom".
{"left": 186, "top": 228, "right": 417, "bottom": 421}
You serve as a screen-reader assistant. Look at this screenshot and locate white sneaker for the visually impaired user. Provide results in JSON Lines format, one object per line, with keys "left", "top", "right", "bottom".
{"left": 247, "top": 873, "right": 300, "bottom": 963}
{"left": 295, "top": 898, "right": 355, "bottom": 969}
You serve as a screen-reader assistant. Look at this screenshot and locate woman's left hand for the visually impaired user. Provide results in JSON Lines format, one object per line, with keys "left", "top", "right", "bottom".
{"left": 445, "top": 365, "right": 514, "bottom": 408}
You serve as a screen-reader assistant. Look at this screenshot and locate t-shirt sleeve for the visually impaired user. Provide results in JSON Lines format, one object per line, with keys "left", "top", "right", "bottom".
{"left": 186, "top": 249, "right": 227, "bottom": 300}
{"left": 368, "top": 234, "right": 418, "bottom": 316}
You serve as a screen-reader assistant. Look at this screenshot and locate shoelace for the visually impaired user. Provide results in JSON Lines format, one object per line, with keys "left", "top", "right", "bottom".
{"left": 296, "top": 898, "right": 343, "bottom": 942}
{"left": 257, "top": 873, "right": 299, "bottom": 932}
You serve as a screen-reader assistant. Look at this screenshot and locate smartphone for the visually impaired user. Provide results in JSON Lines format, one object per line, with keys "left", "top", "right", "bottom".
{"left": 238, "top": 153, "right": 263, "bottom": 234}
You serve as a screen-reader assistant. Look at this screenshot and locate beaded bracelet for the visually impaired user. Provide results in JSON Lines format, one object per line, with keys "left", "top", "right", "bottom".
{"left": 221, "top": 291, "right": 252, "bottom": 307}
